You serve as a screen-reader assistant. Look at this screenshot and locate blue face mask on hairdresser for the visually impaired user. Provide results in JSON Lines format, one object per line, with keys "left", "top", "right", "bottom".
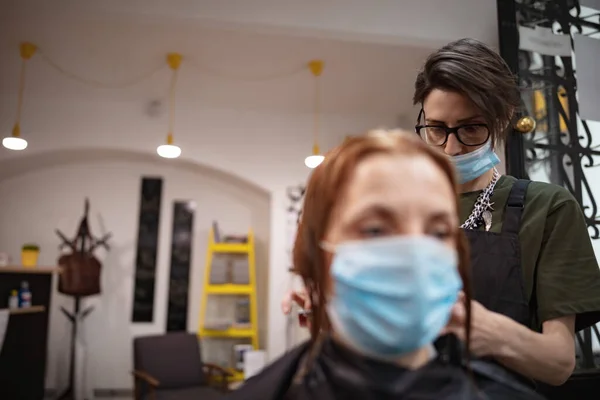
{"left": 324, "top": 235, "right": 462, "bottom": 359}
{"left": 452, "top": 140, "right": 500, "bottom": 184}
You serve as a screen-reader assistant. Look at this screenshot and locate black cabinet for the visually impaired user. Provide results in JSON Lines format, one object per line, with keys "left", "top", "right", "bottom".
{"left": 0, "top": 268, "right": 57, "bottom": 400}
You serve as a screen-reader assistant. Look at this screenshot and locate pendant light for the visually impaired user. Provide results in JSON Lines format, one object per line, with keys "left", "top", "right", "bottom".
{"left": 3, "top": 42, "right": 37, "bottom": 151}
{"left": 157, "top": 53, "right": 182, "bottom": 159}
{"left": 304, "top": 60, "right": 324, "bottom": 169}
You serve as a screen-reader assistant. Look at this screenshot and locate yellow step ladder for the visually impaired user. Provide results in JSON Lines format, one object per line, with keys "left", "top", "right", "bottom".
{"left": 198, "top": 228, "right": 259, "bottom": 382}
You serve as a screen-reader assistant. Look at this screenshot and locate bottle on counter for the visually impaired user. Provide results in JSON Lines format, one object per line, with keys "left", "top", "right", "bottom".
{"left": 8, "top": 290, "right": 19, "bottom": 308}
{"left": 18, "top": 281, "right": 32, "bottom": 308}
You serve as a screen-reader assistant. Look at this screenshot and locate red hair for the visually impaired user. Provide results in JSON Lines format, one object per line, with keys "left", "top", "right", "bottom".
{"left": 292, "top": 129, "right": 472, "bottom": 351}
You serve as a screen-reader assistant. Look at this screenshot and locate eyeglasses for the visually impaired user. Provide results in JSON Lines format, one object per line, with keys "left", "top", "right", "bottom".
{"left": 414, "top": 109, "right": 491, "bottom": 147}
{"left": 414, "top": 124, "right": 490, "bottom": 147}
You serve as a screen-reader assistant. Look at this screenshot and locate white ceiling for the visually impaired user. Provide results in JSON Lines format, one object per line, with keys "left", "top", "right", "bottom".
{"left": 0, "top": 0, "right": 501, "bottom": 190}
{"left": 0, "top": 0, "right": 500, "bottom": 124}
{"left": 1, "top": 0, "right": 499, "bottom": 48}
{"left": 0, "top": 16, "right": 432, "bottom": 117}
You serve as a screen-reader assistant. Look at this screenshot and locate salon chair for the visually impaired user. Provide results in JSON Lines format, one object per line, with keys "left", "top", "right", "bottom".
{"left": 132, "top": 332, "right": 231, "bottom": 400}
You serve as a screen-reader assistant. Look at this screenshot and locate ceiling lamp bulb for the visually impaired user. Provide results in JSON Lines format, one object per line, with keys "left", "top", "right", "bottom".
{"left": 3, "top": 124, "right": 28, "bottom": 151}
{"left": 157, "top": 132, "right": 181, "bottom": 159}
{"left": 157, "top": 144, "right": 181, "bottom": 159}
{"left": 305, "top": 154, "right": 324, "bottom": 169}
{"left": 305, "top": 143, "right": 324, "bottom": 168}
{"left": 2, "top": 136, "right": 28, "bottom": 151}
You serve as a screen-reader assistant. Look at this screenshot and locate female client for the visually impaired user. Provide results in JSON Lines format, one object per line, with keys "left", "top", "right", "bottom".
{"left": 226, "top": 130, "right": 543, "bottom": 399}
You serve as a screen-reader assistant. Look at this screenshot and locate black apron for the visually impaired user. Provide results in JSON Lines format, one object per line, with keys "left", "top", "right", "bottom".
{"left": 466, "top": 178, "right": 532, "bottom": 327}
{"left": 467, "top": 179, "right": 537, "bottom": 390}
{"left": 437, "top": 179, "right": 536, "bottom": 390}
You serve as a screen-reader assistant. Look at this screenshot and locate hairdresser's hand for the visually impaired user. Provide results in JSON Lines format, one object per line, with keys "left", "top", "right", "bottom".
{"left": 440, "top": 291, "right": 503, "bottom": 358}
{"left": 281, "top": 288, "right": 312, "bottom": 328}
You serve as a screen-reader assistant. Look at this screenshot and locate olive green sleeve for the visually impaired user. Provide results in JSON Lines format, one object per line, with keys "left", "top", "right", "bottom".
{"left": 535, "top": 192, "right": 600, "bottom": 331}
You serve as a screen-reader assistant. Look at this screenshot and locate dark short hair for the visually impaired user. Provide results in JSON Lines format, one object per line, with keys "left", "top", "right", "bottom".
{"left": 413, "top": 38, "right": 521, "bottom": 145}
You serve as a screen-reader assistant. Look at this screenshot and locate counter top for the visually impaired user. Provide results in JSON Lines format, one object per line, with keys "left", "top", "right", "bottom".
{"left": 4, "top": 305, "right": 46, "bottom": 315}
{"left": 0, "top": 266, "right": 61, "bottom": 274}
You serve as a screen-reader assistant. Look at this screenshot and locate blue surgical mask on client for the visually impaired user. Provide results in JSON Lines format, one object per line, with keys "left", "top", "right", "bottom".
{"left": 452, "top": 140, "right": 500, "bottom": 184}
{"left": 322, "top": 235, "right": 462, "bottom": 360}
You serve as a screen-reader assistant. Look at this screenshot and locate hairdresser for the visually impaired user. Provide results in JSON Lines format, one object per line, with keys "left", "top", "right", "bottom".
{"left": 282, "top": 38, "right": 600, "bottom": 387}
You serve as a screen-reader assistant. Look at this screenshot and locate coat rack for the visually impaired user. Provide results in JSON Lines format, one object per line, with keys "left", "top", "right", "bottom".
{"left": 55, "top": 199, "right": 111, "bottom": 400}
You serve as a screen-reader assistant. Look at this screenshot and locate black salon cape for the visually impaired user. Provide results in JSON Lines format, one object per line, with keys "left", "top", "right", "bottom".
{"left": 224, "top": 338, "right": 546, "bottom": 400}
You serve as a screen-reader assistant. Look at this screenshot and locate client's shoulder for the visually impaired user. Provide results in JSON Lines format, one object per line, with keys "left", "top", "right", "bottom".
{"left": 413, "top": 358, "right": 545, "bottom": 399}
{"left": 468, "top": 360, "right": 547, "bottom": 400}
{"left": 223, "top": 341, "right": 310, "bottom": 400}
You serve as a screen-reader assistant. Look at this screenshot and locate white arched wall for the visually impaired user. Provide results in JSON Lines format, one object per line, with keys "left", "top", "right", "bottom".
{"left": 0, "top": 138, "right": 510, "bottom": 395}
{"left": 0, "top": 148, "right": 271, "bottom": 393}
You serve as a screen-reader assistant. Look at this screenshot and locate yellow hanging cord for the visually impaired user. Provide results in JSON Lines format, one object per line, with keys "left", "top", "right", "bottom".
{"left": 309, "top": 60, "right": 324, "bottom": 155}
{"left": 186, "top": 58, "right": 307, "bottom": 82}
{"left": 38, "top": 49, "right": 165, "bottom": 89}
{"left": 313, "top": 75, "right": 320, "bottom": 155}
{"left": 13, "top": 42, "right": 37, "bottom": 137}
{"left": 14, "top": 57, "right": 27, "bottom": 129}
{"left": 39, "top": 48, "right": 304, "bottom": 87}
{"left": 166, "top": 53, "right": 182, "bottom": 143}
{"left": 32, "top": 46, "right": 310, "bottom": 87}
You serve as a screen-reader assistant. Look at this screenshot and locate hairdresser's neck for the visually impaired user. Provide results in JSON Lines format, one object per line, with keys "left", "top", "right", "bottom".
{"left": 332, "top": 334, "right": 433, "bottom": 370}
{"left": 459, "top": 167, "right": 496, "bottom": 193}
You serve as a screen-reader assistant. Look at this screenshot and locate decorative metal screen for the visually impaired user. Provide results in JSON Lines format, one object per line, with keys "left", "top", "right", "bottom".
{"left": 499, "top": 0, "right": 600, "bottom": 369}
